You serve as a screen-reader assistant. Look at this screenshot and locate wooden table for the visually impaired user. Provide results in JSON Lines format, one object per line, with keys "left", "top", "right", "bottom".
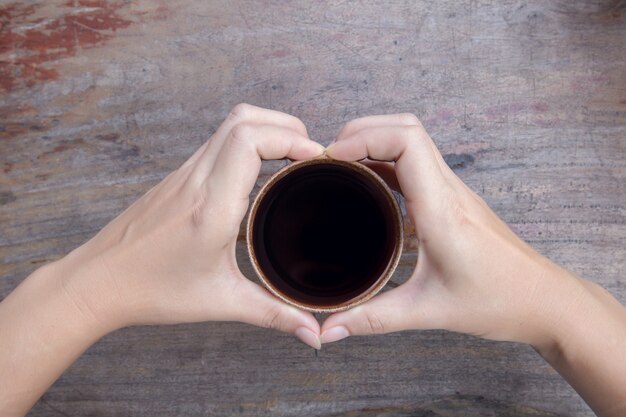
{"left": 1, "top": 1, "right": 625, "bottom": 416}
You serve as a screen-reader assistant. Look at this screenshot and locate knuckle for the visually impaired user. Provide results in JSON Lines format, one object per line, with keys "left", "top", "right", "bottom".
{"left": 398, "top": 113, "right": 422, "bottom": 127}
{"left": 293, "top": 118, "right": 308, "bottom": 134}
{"left": 404, "top": 124, "right": 425, "bottom": 139}
{"left": 342, "top": 118, "right": 359, "bottom": 133}
{"left": 342, "top": 115, "right": 371, "bottom": 134}
{"left": 229, "top": 123, "right": 256, "bottom": 147}
{"left": 229, "top": 103, "right": 255, "bottom": 121}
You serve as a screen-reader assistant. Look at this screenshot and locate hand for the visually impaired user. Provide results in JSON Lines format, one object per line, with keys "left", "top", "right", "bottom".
{"left": 320, "top": 114, "right": 581, "bottom": 347}
{"left": 56, "top": 103, "right": 324, "bottom": 348}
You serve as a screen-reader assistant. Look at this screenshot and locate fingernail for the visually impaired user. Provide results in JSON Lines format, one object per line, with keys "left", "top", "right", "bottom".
{"left": 295, "top": 327, "right": 322, "bottom": 350}
{"left": 321, "top": 326, "right": 350, "bottom": 344}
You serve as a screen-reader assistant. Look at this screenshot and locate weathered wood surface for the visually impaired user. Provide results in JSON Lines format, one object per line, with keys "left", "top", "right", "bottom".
{"left": 1, "top": 1, "right": 625, "bottom": 416}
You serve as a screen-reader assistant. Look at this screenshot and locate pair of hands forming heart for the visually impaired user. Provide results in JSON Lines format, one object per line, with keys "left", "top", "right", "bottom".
{"left": 3, "top": 104, "right": 626, "bottom": 417}
{"left": 56, "top": 103, "right": 571, "bottom": 351}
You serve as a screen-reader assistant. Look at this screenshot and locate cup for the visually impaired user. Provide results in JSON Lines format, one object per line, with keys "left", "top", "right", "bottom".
{"left": 246, "top": 156, "right": 403, "bottom": 312}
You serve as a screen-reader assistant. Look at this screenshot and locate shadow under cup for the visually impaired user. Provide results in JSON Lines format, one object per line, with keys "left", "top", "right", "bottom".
{"left": 247, "top": 158, "right": 403, "bottom": 312}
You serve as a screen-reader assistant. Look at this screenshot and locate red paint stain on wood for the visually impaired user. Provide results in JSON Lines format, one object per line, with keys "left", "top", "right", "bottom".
{"left": 0, "top": 1, "right": 132, "bottom": 92}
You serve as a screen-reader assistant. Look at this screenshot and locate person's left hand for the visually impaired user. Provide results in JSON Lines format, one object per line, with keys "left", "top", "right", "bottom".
{"left": 53, "top": 103, "right": 324, "bottom": 348}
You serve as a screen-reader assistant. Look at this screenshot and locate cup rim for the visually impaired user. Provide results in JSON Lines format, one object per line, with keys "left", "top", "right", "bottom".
{"left": 246, "top": 156, "right": 404, "bottom": 313}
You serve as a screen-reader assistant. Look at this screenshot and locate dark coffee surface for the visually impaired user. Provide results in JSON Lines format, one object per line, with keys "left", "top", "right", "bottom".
{"left": 252, "top": 164, "right": 397, "bottom": 307}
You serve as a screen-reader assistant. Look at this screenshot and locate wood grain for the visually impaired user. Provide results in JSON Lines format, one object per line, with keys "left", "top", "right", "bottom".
{"left": 1, "top": 1, "right": 625, "bottom": 416}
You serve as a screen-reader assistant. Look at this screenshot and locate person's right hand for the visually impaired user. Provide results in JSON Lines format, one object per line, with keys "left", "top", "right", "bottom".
{"left": 320, "top": 114, "right": 586, "bottom": 348}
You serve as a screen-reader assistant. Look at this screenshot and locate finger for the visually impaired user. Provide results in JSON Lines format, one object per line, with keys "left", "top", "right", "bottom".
{"left": 340, "top": 118, "right": 472, "bottom": 201}
{"left": 193, "top": 103, "right": 309, "bottom": 169}
{"left": 204, "top": 123, "right": 324, "bottom": 203}
{"left": 361, "top": 160, "right": 401, "bottom": 193}
{"left": 325, "top": 125, "right": 446, "bottom": 206}
{"left": 226, "top": 103, "right": 309, "bottom": 137}
{"left": 229, "top": 277, "right": 321, "bottom": 349}
{"left": 320, "top": 284, "right": 422, "bottom": 343}
{"left": 336, "top": 113, "right": 422, "bottom": 142}
{"left": 334, "top": 114, "right": 419, "bottom": 186}
{"left": 335, "top": 114, "right": 455, "bottom": 179}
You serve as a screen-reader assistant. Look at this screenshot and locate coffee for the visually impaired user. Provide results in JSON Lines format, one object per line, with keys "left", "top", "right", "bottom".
{"left": 248, "top": 159, "right": 402, "bottom": 311}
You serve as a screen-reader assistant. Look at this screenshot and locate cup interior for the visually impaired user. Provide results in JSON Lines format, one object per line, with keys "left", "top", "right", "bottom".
{"left": 247, "top": 159, "right": 403, "bottom": 312}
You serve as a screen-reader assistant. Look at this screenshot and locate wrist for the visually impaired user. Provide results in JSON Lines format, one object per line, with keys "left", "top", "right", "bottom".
{"left": 513, "top": 260, "right": 590, "bottom": 353}
{"left": 0, "top": 255, "right": 116, "bottom": 415}
{"left": 45, "top": 250, "right": 127, "bottom": 335}
{"left": 526, "top": 263, "right": 622, "bottom": 361}
{"left": 526, "top": 266, "right": 626, "bottom": 416}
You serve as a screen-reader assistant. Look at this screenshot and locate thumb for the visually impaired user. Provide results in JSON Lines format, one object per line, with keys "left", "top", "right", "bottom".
{"left": 320, "top": 284, "right": 421, "bottom": 344}
{"left": 229, "top": 276, "right": 321, "bottom": 349}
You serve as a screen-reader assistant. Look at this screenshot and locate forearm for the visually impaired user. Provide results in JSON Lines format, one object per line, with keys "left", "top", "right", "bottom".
{"left": 533, "top": 267, "right": 626, "bottom": 417}
{"left": 0, "top": 260, "right": 117, "bottom": 417}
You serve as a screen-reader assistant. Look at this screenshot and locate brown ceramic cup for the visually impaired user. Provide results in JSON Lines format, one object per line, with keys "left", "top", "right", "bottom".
{"left": 246, "top": 156, "right": 403, "bottom": 312}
